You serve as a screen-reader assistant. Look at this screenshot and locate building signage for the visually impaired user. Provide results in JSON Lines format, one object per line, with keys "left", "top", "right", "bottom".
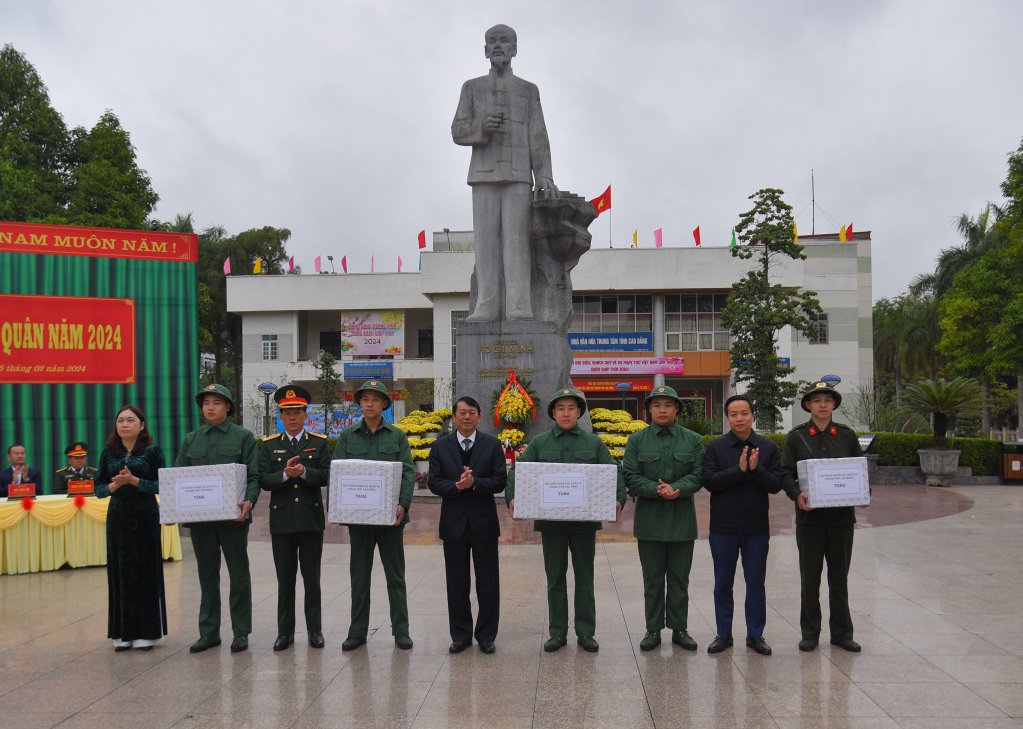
{"left": 0, "top": 221, "right": 197, "bottom": 263}
{"left": 335, "top": 311, "right": 404, "bottom": 355}
{"left": 0, "top": 294, "right": 137, "bottom": 384}
{"left": 571, "top": 357, "right": 685, "bottom": 376}
{"left": 567, "top": 332, "right": 653, "bottom": 352}
{"left": 572, "top": 378, "right": 654, "bottom": 393}
{"left": 343, "top": 361, "right": 394, "bottom": 379}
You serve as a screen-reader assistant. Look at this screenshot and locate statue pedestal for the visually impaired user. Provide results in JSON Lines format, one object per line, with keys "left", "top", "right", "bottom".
{"left": 454, "top": 320, "right": 590, "bottom": 438}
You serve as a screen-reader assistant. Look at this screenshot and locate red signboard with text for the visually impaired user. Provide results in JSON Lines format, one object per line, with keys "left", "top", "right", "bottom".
{"left": 8, "top": 483, "right": 36, "bottom": 498}
{"left": 0, "top": 221, "right": 197, "bottom": 263}
{"left": 1, "top": 294, "right": 137, "bottom": 384}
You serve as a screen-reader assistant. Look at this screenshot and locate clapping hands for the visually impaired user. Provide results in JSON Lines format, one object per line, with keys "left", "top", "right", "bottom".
{"left": 739, "top": 446, "right": 760, "bottom": 472}
{"left": 109, "top": 467, "right": 138, "bottom": 493}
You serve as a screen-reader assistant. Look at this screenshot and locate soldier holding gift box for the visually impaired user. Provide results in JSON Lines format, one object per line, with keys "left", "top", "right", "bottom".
{"left": 507, "top": 387, "right": 626, "bottom": 654}
{"left": 176, "top": 384, "right": 261, "bottom": 655}
{"left": 259, "top": 384, "right": 331, "bottom": 652}
{"left": 54, "top": 442, "right": 99, "bottom": 495}
{"left": 332, "top": 380, "right": 415, "bottom": 652}
{"left": 623, "top": 385, "right": 706, "bottom": 652}
{"left": 781, "top": 379, "right": 865, "bottom": 653}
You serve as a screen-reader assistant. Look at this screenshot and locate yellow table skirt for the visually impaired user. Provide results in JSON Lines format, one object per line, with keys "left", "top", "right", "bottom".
{"left": 0, "top": 495, "right": 182, "bottom": 575}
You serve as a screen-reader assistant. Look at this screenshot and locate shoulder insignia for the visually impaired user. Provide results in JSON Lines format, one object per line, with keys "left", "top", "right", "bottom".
{"left": 310, "top": 432, "right": 327, "bottom": 439}
{"left": 56, "top": 467, "right": 69, "bottom": 474}
{"left": 264, "top": 433, "right": 283, "bottom": 440}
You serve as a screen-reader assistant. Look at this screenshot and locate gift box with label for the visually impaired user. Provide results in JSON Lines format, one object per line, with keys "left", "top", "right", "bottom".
{"left": 797, "top": 456, "right": 871, "bottom": 508}
{"left": 158, "top": 463, "right": 248, "bottom": 524}
{"left": 512, "top": 462, "right": 618, "bottom": 521}
{"left": 328, "top": 459, "right": 403, "bottom": 526}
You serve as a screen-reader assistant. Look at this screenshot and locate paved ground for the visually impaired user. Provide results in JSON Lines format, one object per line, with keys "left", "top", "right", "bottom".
{"left": 0, "top": 485, "right": 1021, "bottom": 728}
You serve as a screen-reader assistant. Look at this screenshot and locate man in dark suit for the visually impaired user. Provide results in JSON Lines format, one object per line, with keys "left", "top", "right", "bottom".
{"left": 428, "top": 396, "right": 507, "bottom": 654}
{"left": 1, "top": 444, "right": 43, "bottom": 497}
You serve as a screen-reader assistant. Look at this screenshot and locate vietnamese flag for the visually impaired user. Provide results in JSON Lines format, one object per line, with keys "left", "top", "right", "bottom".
{"left": 589, "top": 185, "right": 611, "bottom": 218}
{"left": 847, "top": 223, "right": 853, "bottom": 240}
{"left": 693, "top": 226, "right": 701, "bottom": 246}
{"left": 418, "top": 230, "right": 426, "bottom": 249}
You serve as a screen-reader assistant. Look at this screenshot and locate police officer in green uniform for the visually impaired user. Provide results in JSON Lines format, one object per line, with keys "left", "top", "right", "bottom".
{"left": 506, "top": 387, "right": 626, "bottom": 653}
{"left": 176, "top": 384, "right": 261, "bottom": 654}
{"left": 623, "top": 385, "right": 706, "bottom": 652}
{"left": 258, "top": 385, "right": 331, "bottom": 651}
{"left": 331, "top": 381, "right": 415, "bottom": 651}
{"left": 54, "top": 442, "right": 99, "bottom": 495}
{"left": 781, "top": 379, "right": 865, "bottom": 653}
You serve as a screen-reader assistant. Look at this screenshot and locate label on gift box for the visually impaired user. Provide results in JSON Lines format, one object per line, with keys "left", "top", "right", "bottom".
{"left": 175, "top": 476, "right": 224, "bottom": 511}
{"left": 67, "top": 480, "right": 94, "bottom": 495}
{"left": 797, "top": 457, "right": 870, "bottom": 508}
{"left": 8, "top": 482, "right": 35, "bottom": 498}
{"left": 540, "top": 473, "right": 588, "bottom": 508}
{"left": 339, "top": 475, "right": 385, "bottom": 509}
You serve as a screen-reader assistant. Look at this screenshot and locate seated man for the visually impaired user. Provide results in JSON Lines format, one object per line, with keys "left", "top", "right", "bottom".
{"left": 54, "top": 442, "right": 99, "bottom": 495}
{"left": 1, "top": 444, "right": 43, "bottom": 497}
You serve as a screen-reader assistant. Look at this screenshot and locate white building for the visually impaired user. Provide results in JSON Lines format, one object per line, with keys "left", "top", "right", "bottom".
{"left": 226, "top": 230, "right": 872, "bottom": 434}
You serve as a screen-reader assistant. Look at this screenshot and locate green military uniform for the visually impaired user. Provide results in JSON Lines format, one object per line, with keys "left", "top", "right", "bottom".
{"left": 506, "top": 388, "right": 627, "bottom": 646}
{"left": 781, "top": 380, "right": 864, "bottom": 645}
{"left": 53, "top": 442, "right": 98, "bottom": 496}
{"left": 331, "top": 381, "right": 415, "bottom": 643}
{"left": 258, "top": 385, "right": 332, "bottom": 645}
{"left": 623, "top": 386, "right": 706, "bottom": 641}
{"left": 175, "top": 384, "right": 261, "bottom": 647}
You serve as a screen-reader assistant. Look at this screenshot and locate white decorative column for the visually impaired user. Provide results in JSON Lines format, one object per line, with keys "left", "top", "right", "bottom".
{"left": 652, "top": 294, "right": 665, "bottom": 388}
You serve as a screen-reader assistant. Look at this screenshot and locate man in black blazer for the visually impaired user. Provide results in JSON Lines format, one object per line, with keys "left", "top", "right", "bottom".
{"left": 428, "top": 396, "right": 507, "bottom": 654}
{"left": 1, "top": 444, "right": 43, "bottom": 497}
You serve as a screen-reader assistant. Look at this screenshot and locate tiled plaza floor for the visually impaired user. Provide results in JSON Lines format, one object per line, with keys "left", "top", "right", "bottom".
{"left": 0, "top": 485, "right": 1021, "bottom": 728}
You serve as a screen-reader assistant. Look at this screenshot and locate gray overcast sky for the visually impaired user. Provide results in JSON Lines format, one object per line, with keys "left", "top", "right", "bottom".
{"left": 3, "top": 1, "right": 1022, "bottom": 300}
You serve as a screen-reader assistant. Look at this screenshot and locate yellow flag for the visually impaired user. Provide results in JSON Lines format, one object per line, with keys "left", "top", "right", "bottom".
{"left": 793, "top": 223, "right": 798, "bottom": 242}
{"left": 253, "top": 258, "right": 262, "bottom": 274}
{"left": 839, "top": 225, "right": 847, "bottom": 242}
{"left": 633, "top": 230, "right": 638, "bottom": 247}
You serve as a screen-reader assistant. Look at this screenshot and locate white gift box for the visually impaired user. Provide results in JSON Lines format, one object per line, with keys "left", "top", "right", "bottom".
{"left": 328, "top": 459, "right": 403, "bottom": 526}
{"left": 512, "top": 462, "right": 618, "bottom": 521}
{"left": 797, "top": 457, "right": 871, "bottom": 508}
{"left": 158, "top": 463, "right": 248, "bottom": 524}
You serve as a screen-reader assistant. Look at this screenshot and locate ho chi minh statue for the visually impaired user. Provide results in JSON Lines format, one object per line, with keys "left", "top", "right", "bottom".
{"left": 452, "top": 24, "right": 594, "bottom": 330}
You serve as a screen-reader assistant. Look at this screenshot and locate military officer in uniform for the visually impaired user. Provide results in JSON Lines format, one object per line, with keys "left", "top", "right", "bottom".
{"left": 54, "top": 442, "right": 99, "bottom": 495}
{"left": 175, "top": 384, "right": 261, "bottom": 654}
{"left": 259, "top": 385, "right": 331, "bottom": 651}
{"left": 623, "top": 385, "right": 706, "bottom": 652}
{"left": 782, "top": 379, "right": 866, "bottom": 653}
{"left": 332, "top": 381, "right": 415, "bottom": 651}
{"left": 507, "top": 387, "right": 626, "bottom": 653}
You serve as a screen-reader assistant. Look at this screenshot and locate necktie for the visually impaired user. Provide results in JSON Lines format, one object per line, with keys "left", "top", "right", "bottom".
{"left": 463, "top": 438, "right": 471, "bottom": 451}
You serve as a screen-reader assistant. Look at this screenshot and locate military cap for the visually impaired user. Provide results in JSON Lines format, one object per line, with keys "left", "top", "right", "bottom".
{"left": 353, "top": 380, "right": 392, "bottom": 409}
{"left": 64, "top": 442, "right": 88, "bottom": 457}
{"left": 195, "top": 383, "right": 235, "bottom": 415}
{"left": 800, "top": 380, "right": 842, "bottom": 412}
{"left": 275, "top": 384, "right": 311, "bottom": 410}
{"left": 645, "top": 384, "right": 683, "bottom": 410}
{"left": 547, "top": 386, "right": 587, "bottom": 419}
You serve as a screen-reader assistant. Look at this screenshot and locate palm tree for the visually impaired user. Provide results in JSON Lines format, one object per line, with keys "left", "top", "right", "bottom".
{"left": 899, "top": 377, "right": 982, "bottom": 450}
{"left": 909, "top": 205, "right": 1007, "bottom": 300}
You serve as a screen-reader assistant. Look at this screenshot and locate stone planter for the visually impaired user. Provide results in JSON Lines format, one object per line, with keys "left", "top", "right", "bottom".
{"left": 917, "top": 449, "right": 960, "bottom": 487}
{"left": 414, "top": 460, "right": 429, "bottom": 474}
{"left": 424, "top": 431, "right": 439, "bottom": 440}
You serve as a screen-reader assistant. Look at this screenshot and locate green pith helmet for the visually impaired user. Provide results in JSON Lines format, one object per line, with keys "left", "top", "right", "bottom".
{"left": 353, "top": 380, "right": 392, "bottom": 409}
{"left": 645, "top": 384, "right": 683, "bottom": 410}
{"left": 196, "top": 383, "right": 235, "bottom": 415}
{"left": 275, "top": 384, "right": 312, "bottom": 410}
{"left": 801, "top": 380, "right": 842, "bottom": 412}
{"left": 547, "top": 386, "right": 587, "bottom": 420}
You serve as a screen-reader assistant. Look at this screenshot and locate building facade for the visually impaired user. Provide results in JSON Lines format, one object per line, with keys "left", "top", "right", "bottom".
{"left": 227, "top": 231, "right": 872, "bottom": 434}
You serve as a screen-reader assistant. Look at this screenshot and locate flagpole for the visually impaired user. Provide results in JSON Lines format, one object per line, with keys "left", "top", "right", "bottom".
{"left": 609, "top": 181, "right": 613, "bottom": 248}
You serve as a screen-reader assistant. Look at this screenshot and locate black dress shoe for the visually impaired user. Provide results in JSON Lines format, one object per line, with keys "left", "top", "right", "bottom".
{"left": 707, "top": 635, "right": 733, "bottom": 654}
{"left": 746, "top": 635, "right": 772, "bottom": 655}
{"left": 478, "top": 641, "right": 496, "bottom": 654}
{"left": 114, "top": 645, "right": 131, "bottom": 652}
{"left": 830, "top": 638, "right": 861, "bottom": 652}
{"left": 395, "top": 635, "right": 414, "bottom": 650}
{"left": 798, "top": 638, "right": 818, "bottom": 652}
{"left": 308, "top": 631, "right": 325, "bottom": 649}
{"left": 342, "top": 637, "right": 366, "bottom": 651}
{"left": 274, "top": 634, "right": 294, "bottom": 652}
{"left": 449, "top": 639, "right": 471, "bottom": 653}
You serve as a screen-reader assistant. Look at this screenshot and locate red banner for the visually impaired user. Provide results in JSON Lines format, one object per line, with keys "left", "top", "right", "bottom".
{"left": 0, "top": 222, "right": 197, "bottom": 263}
{"left": 572, "top": 378, "right": 654, "bottom": 393}
{"left": 1, "top": 294, "right": 137, "bottom": 384}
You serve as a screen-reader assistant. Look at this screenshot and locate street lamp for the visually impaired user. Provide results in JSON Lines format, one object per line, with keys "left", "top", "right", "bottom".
{"left": 614, "top": 381, "right": 633, "bottom": 413}
{"left": 257, "top": 382, "right": 278, "bottom": 436}
{"left": 327, "top": 255, "right": 336, "bottom": 273}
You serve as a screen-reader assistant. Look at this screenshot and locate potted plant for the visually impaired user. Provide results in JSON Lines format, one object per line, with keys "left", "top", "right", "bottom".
{"left": 898, "top": 377, "right": 982, "bottom": 487}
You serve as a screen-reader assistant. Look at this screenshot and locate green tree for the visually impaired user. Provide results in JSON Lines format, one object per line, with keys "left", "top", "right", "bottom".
{"left": 313, "top": 352, "right": 344, "bottom": 436}
{"left": 0, "top": 44, "right": 70, "bottom": 221}
{"left": 721, "top": 188, "right": 822, "bottom": 432}
{"left": 899, "top": 377, "right": 982, "bottom": 450}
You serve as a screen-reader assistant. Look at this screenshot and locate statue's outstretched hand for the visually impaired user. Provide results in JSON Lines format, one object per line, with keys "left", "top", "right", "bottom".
{"left": 534, "top": 177, "right": 560, "bottom": 200}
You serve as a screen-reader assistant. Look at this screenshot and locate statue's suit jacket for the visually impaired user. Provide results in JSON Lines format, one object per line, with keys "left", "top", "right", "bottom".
{"left": 452, "top": 69, "right": 553, "bottom": 186}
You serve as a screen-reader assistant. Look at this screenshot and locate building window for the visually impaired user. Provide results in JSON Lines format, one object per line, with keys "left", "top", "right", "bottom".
{"left": 418, "top": 327, "right": 434, "bottom": 358}
{"left": 319, "top": 331, "right": 344, "bottom": 358}
{"left": 262, "top": 334, "right": 278, "bottom": 361}
{"left": 808, "top": 313, "right": 829, "bottom": 344}
{"left": 570, "top": 295, "right": 652, "bottom": 333}
{"left": 664, "top": 293, "right": 730, "bottom": 351}
{"left": 451, "top": 310, "right": 468, "bottom": 382}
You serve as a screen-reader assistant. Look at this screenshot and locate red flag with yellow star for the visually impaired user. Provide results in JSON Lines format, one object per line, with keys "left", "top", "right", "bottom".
{"left": 590, "top": 185, "right": 611, "bottom": 218}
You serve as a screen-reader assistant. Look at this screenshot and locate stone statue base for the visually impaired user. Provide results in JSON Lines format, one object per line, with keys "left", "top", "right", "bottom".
{"left": 454, "top": 320, "right": 591, "bottom": 439}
